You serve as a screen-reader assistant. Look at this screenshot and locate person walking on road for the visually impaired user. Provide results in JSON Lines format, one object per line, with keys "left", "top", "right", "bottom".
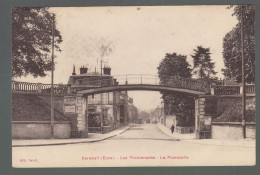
{"left": 170, "top": 124, "right": 175, "bottom": 134}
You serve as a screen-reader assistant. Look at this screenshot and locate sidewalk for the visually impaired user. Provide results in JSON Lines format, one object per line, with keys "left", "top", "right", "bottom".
{"left": 157, "top": 123, "right": 196, "bottom": 140}
{"left": 12, "top": 125, "right": 131, "bottom": 147}
{"left": 157, "top": 124, "right": 255, "bottom": 148}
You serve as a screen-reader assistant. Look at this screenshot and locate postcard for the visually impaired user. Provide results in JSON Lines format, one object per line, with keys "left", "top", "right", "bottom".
{"left": 11, "top": 5, "right": 255, "bottom": 167}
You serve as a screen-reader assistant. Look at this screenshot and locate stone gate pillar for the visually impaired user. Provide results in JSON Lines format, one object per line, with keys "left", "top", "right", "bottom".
{"left": 75, "top": 94, "right": 88, "bottom": 138}
{"left": 195, "top": 97, "right": 212, "bottom": 139}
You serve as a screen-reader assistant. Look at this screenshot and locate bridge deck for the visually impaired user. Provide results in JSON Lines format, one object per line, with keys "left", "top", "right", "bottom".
{"left": 77, "top": 84, "right": 206, "bottom": 96}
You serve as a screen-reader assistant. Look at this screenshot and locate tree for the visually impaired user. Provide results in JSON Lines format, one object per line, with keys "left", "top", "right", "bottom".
{"left": 222, "top": 5, "right": 255, "bottom": 83}
{"left": 87, "top": 37, "right": 115, "bottom": 68}
{"left": 158, "top": 53, "right": 192, "bottom": 82}
{"left": 157, "top": 53, "right": 194, "bottom": 127}
{"left": 162, "top": 93, "right": 195, "bottom": 126}
{"left": 191, "top": 46, "right": 217, "bottom": 79}
{"left": 12, "top": 7, "right": 62, "bottom": 78}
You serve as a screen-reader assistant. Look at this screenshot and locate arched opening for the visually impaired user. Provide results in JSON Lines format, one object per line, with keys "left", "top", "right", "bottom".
{"left": 75, "top": 88, "right": 204, "bottom": 138}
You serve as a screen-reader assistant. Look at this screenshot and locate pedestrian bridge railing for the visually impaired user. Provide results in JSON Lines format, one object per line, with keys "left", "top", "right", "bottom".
{"left": 12, "top": 74, "right": 255, "bottom": 96}
{"left": 80, "top": 74, "right": 211, "bottom": 93}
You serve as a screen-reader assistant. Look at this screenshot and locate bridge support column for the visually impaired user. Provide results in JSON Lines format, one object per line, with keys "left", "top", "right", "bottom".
{"left": 195, "top": 97, "right": 212, "bottom": 139}
{"left": 75, "top": 94, "right": 88, "bottom": 138}
{"left": 195, "top": 97, "right": 203, "bottom": 139}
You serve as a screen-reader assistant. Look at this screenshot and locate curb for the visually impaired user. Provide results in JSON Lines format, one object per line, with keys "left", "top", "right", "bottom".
{"left": 157, "top": 124, "right": 195, "bottom": 141}
{"left": 157, "top": 124, "right": 255, "bottom": 148}
{"left": 12, "top": 125, "right": 132, "bottom": 147}
{"left": 118, "top": 124, "right": 132, "bottom": 135}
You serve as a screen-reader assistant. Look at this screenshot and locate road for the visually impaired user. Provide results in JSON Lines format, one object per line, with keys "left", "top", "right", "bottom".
{"left": 12, "top": 124, "right": 255, "bottom": 167}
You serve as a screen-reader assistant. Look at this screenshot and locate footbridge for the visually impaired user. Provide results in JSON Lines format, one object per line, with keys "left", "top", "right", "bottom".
{"left": 76, "top": 74, "right": 210, "bottom": 96}
{"left": 12, "top": 74, "right": 255, "bottom": 96}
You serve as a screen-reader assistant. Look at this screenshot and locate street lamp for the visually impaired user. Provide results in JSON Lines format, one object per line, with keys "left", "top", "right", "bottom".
{"left": 240, "top": 5, "right": 246, "bottom": 139}
{"left": 50, "top": 14, "right": 55, "bottom": 138}
{"left": 100, "top": 59, "right": 104, "bottom": 134}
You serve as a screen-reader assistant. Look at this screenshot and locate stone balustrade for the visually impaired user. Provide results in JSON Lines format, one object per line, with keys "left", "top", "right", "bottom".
{"left": 211, "top": 84, "right": 255, "bottom": 96}
{"left": 12, "top": 81, "right": 68, "bottom": 95}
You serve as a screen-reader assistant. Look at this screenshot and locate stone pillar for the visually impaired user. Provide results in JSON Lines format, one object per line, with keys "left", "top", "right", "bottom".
{"left": 75, "top": 94, "right": 87, "bottom": 138}
{"left": 195, "top": 97, "right": 206, "bottom": 139}
{"left": 84, "top": 97, "right": 88, "bottom": 138}
{"left": 195, "top": 97, "right": 214, "bottom": 139}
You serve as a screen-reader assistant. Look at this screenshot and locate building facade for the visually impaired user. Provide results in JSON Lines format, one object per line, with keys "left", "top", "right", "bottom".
{"left": 67, "top": 66, "right": 132, "bottom": 133}
{"left": 127, "top": 97, "right": 138, "bottom": 123}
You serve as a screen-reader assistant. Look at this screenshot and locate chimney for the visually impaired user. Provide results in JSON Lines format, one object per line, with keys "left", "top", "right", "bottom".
{"left": 80, "top": 66, "right": 88, "bottom": 74}
{"left": 103, "top": 66, "right": 111, "bottom": 75}
{"left": 72, "top": 65, "right": 76, "bottom": 75}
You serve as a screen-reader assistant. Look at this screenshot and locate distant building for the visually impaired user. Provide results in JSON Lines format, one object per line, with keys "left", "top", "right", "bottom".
{"left": 152, "top": 102, "right": 165, "bottom": 124}
{"left": 127, "top": 97, "right": 138, "bottom": 123}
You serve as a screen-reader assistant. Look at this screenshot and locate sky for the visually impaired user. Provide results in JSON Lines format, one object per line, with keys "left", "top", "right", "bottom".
{"left": 15, "top": 6, "right": 238, "bottom": 111}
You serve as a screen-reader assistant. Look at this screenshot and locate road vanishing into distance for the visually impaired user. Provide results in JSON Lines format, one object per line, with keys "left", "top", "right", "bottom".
{"left": 12, "top": 124, "right": 255, "bottom": 167}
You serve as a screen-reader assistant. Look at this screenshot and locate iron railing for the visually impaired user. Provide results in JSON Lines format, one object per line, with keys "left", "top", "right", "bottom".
{"left": 12, "top": 75, "right": 255, "bottom": 96}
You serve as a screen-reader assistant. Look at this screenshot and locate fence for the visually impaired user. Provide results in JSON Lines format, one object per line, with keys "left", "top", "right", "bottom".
{"left": 212, "top": 84, "right": 255, "bottom": 96}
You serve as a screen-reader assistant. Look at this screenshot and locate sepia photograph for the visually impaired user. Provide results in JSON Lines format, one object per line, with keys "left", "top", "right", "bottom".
{"left": 11, "top": 5, "right": 255, "bottom": 167}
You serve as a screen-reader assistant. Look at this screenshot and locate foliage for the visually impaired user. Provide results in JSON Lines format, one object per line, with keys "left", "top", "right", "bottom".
{"left": 191, "top": 46, "right": 217, "bottom": 79}
{"left": 158, "top": 53, "right": 192, "bottom": 81}
{"left": 213, "top": 106, "right": 255, "bottom": 122}
{"left": 222, "top": 5, "right": 255, "bottom": 83}
{"left": 88, "top": 113, "right": 110, "bottom": 127}
{"left": 12, "top": 7, "right": 62, "bottom": 78}
{"left": 162, "top": 92, "right": 195, "bottom": 126}
{"left": 213, "top": 97, "right": 255, "bottom": 122}
{"left": 157, "top": 53, "right": 194, "bottom": 126}
{"left": 87, "top": 37, "right": 115, "bottom": 67}
{"left": 88, "top": 113, "right": 101, "bottom": 127}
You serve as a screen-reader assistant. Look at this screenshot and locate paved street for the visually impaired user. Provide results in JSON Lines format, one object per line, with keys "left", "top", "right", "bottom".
{"left": 111, "top": 124, "right": 177, "bottom": 141}
{"left": 12, "top": 124, "right": 255, "bottom": 167}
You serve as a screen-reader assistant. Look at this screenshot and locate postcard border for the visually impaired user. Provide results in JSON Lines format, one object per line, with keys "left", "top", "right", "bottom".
{"left": 0, "top": 0, "right": 258, "bottom": 174}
